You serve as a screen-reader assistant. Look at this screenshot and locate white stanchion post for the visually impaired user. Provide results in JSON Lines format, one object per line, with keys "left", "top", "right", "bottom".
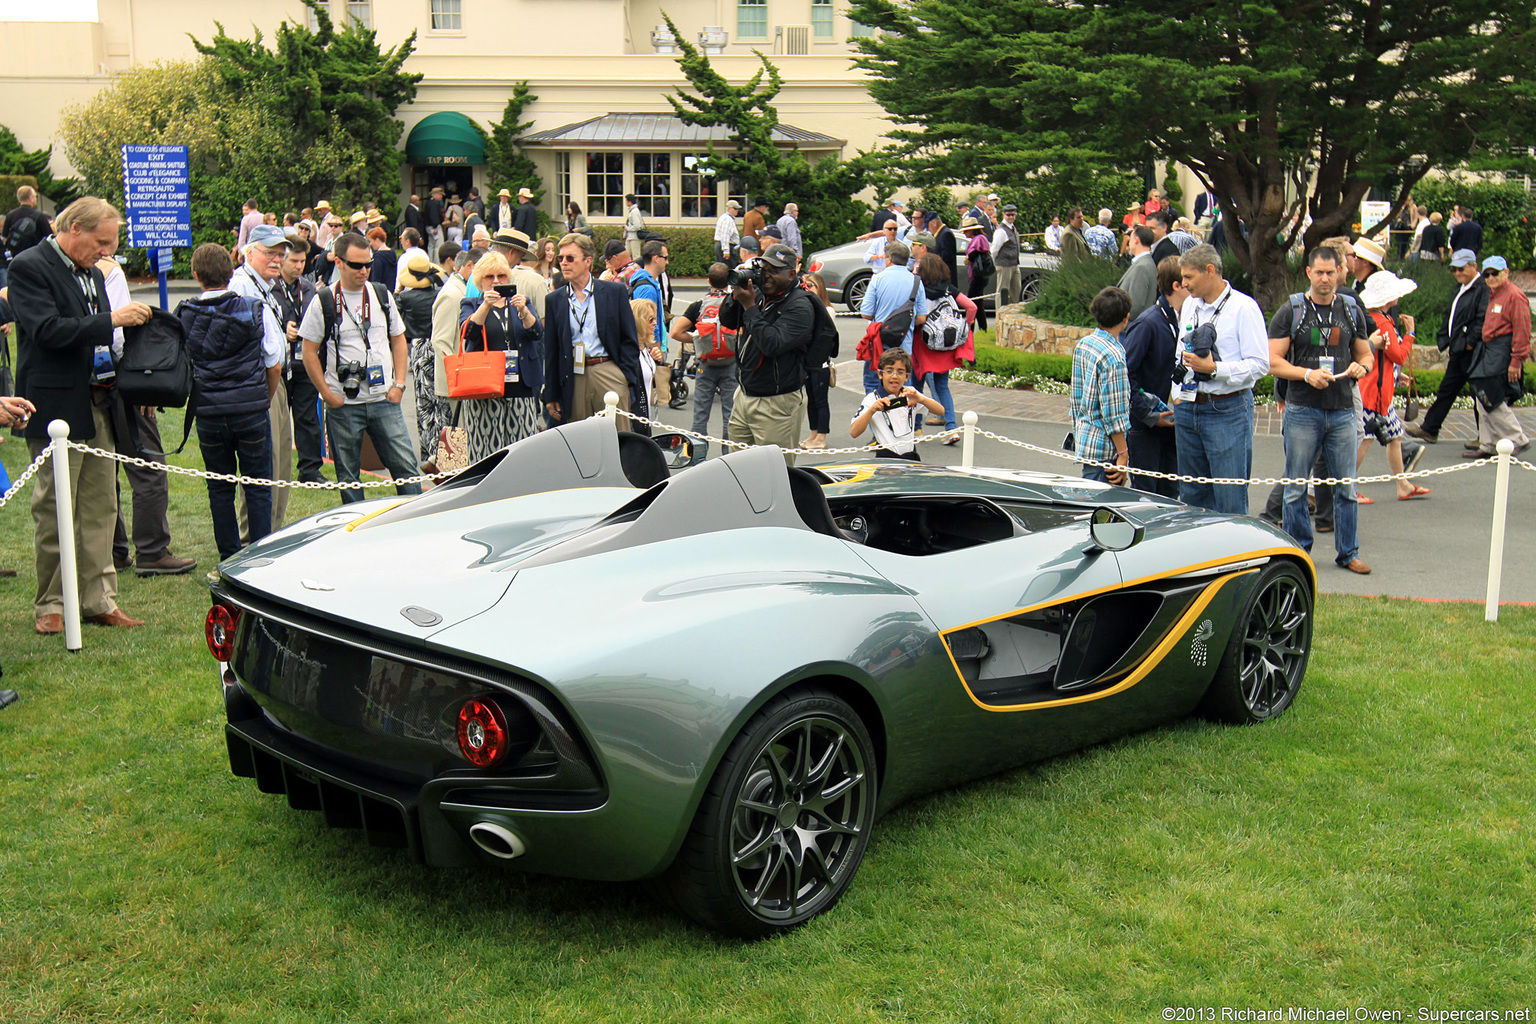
{"left": 1484, "top": 438, "right": 1515, "bottom": 622}
{"left": 961, "top": 410, "right": 978, "bottom": 468}
{"left": 602, "top": 391, "right": 620, "bottom": 426}
{"left": 48, "top": 420, "right": 83, "bottom": 652}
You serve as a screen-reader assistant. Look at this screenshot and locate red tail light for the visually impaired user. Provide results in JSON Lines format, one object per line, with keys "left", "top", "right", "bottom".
{"left": 807, "top": 260, "right": 823, "bottom": 273}
{"left": 458, "top": 699, "right": 509, "bottom": 767}
{"left": 206, "top": 603, "right": 242, "bottom": 661}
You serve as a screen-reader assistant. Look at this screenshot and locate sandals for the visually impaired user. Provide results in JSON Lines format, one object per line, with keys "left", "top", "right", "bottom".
{"left": 1398, "top": 485, "right": 1432, "bottom": 500}
{"left": 1356, "top": 496, "right": 1375, "bottom": 505}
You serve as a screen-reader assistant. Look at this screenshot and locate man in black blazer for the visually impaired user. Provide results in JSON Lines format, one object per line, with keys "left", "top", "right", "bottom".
{"left": 542, "top": 233, "right": 640, "bottom": 424}
{"left": 1408, "top": 248, "right": 1490, "bottom": 443}
{"left": 11, "top": 196, "right": 152, "bottom": 634}
{"left": 403, "top": 194, "right": 424, "bottom": 236}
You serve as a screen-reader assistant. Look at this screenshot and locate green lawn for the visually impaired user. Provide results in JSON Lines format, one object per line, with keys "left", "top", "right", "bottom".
{"left": 1, "top": 417, "right": 1532, "bottom": 1022}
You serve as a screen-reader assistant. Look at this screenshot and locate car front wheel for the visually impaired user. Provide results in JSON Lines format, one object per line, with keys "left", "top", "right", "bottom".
{"left": 1200, "top": 561, "right": 1312, "bottom": 723}
{"left": 659, "top": 689, "right": 878, "bottom": 937}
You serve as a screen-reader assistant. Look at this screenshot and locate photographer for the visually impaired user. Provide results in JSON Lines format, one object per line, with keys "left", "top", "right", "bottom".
{"left": 720, "top": 243, "right": 816, "bottom": 464}
{"left": 1267, "top": 246, "right": 1374, "bottom": 575}
{"left": 297, "top": 232, "right": 422, "bottom": 505}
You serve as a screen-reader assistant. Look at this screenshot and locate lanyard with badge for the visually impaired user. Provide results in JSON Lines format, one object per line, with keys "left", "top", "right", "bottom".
{"left": 337, "top": 282, "right": 389, "bottom": 396}
{"left": 1305, "top": 298, "right": 1342, "bottom": 377}
{"left": 495, "top": 306, "right": 520, "bottom": 382}
{"left": 571, "top": 290, "right": 590, "bottom": 374}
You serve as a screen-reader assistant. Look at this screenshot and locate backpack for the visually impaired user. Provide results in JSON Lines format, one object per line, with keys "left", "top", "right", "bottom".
{"left": 923, "top": 291, "right": 968, "bottom": 351}
{"left": 6, "top": 211, "right": 41, "bottom": 254}
{"left": 119, "top": 306, "right": 199, "bottom": 455}
{"left": 312, "top": 281, "right": 392, "bottom": 371}
{"left": 804, "top": 292, "right": 841, "bottom": 369}
{"left": 695, "top": 291, "right": 738, "bottom": 362}
{"left": 877, "top": 275, "right": 922, "bottom": 350}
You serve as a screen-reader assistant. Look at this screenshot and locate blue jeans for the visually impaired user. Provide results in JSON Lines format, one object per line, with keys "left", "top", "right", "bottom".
{"left": 326, "top": 399, "right": 425, "bottom": 505}
{"left": 921, "top": 372, "right": 956, "bottom": 429}
{"left": 1082, "top": 463, "right": 1110, "bottom": 484}
{"left": 1281, "top": 404, "right": 1359, "bottom": 565}
{"left": 690, "top": 361, "right": 738, "bottom": 462}
{"left": 199, "top": 410, "right": 273, "bottom": 558}
{"left": 1174, "top": 390, "right": 1255, "bottom": 514}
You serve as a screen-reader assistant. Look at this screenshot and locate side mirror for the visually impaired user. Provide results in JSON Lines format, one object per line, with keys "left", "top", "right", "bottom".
{"left": 650, "top": 431, "right": 694, "bottom": 470}
{"left": 1088, "top": 507, "right": 1144, "bottom": 552}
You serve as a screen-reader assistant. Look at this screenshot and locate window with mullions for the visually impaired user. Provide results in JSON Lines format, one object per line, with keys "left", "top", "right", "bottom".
{"left": 727, "top": 175, "right": 749, "bottom": 215}
{"left": 681, "top": 154, "right": 718, "bottom": 219}
{"left": 348, "top": 0, "right": 372, "bottom": 29}
{"left": 850, "top": 17, "right": 875, "bottom": 37}
{"left": 586, "top": 152, "right": 624, "bottom": 218}
{"left": 634, "top": 153, "right": 672, "bottom": 218}
{"left": 812, "top": 0, "right": 833, "bottom": 37}
{"left": 738, "top": 0, "right": 767, "bottom": 38}
{"left": 429, "top": 0, "right": 462, "bottom": 31}
{"left": 307, "top": 0, "right": 330, "bottom": 31}
{"left": 555, "top": 153, "right": 572, "bottom": 216}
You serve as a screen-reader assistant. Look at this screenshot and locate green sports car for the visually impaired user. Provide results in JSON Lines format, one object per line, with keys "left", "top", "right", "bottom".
{"left": 208, "top": 420, "right": 1315, "bottom": 937}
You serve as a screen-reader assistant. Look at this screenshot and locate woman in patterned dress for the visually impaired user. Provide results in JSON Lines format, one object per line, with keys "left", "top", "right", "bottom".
{"left": 459, "top": 252, "right": 543, "bottom": 462}
{"left": 396, "top": 252, "right": 443, "bottom": 468}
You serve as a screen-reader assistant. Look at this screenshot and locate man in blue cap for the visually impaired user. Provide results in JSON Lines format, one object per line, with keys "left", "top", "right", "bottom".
{"left": 1462, "top": 254, "right": 1530, "bottom": 457}
{"left": 1406, "top": 249, "right": 1488, "bottom": 444}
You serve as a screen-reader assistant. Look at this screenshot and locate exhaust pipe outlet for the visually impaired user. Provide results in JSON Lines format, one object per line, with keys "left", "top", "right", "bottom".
{"left": 468, "top": 821, "right": 527, "bottom": 859}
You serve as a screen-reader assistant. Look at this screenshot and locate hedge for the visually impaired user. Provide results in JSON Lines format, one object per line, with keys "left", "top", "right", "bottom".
{"left": 589, "top": 225, "right": 718, "bottom": 278}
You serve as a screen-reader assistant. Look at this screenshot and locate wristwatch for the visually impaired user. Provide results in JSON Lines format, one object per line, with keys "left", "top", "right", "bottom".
{"left": 392, "top": 381, "right": 406, "bottom": 391}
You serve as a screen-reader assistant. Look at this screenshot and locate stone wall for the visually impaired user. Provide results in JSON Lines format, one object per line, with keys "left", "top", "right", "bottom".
{"left": 994, "top": 306, "right": 1094, "bottom": 356}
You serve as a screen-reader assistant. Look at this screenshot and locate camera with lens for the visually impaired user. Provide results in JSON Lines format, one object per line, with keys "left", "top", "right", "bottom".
{"left": 336, "top": 360, "right": 366, "bottom": 399}
{"left": 727, "top": 258, "right": 765, "bottom": 292}
{"left": 1363, "top": 410, "right": 1395, "bottom": 446}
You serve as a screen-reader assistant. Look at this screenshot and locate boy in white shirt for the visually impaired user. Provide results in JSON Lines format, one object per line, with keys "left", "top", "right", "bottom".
{"left": 851, "top": 348, "right": 945, "bottom": 459}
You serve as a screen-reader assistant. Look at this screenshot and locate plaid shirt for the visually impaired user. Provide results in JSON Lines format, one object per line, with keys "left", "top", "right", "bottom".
{"left": 1071, "top": 328, "right": 1132, "bottom": 463}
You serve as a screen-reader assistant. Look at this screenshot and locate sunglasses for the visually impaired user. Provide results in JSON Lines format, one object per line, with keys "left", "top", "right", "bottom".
{"left": 340, "top": 257, "right": 373, "bottom": 271}
{"left": 1482, "top": 269, "right": 1501, "bottom": 278}
{"left": 558, "top": 254, "right": 588, "bottom": 264}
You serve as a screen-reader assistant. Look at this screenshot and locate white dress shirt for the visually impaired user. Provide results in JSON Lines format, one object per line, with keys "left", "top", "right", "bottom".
{"left": 1176, "top": 282, "right": 1271, "bottom": 395}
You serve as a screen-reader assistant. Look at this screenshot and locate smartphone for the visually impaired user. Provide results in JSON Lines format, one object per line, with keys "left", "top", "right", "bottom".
{"left": 494, "top": 283, "right": 517, "bottom": 298}
{"left": 886, "top": 395, "right": 908, "bottom": 409}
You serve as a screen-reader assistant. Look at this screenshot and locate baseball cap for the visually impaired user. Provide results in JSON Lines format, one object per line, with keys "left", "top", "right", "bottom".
{"left": 1481, "top": 255, "right": 1508, "bottom": 272}
{"left": 602, "top": 239, "right": 628, "bottom": 260}
{"left": 1002, "top": 203, "right": 1017, "bottom": 213}
{"left": 1449, "top": 249, "right": 1478, "bottom": 268}
{"left": 247, "top": 224, "right": 292, "bottom": 250}
{"left": 738, "top": 235, "right": 761, "bottom": 252}
{"left": 760, "top": 243, "right": 798, "bottom": 269}
{"left": 726, "top": 199, "right": 742, "bottom": 210}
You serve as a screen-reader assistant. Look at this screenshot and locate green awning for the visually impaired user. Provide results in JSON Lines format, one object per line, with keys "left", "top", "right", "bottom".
{"left": 405, "top": 111, "right": 485, "bottom": 166}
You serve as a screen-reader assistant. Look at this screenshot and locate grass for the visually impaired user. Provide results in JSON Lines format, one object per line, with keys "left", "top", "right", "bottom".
{"left": 2, "top": 418, "right": 1534, "bottom": 1021}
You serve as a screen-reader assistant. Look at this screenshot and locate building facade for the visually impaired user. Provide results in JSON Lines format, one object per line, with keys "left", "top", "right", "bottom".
{"left": 0, "top": 0, "right": 891, "bottom": 228}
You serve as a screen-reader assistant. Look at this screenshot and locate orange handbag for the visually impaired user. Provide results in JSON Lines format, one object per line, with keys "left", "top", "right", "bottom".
{"left": 445, "top": 320, "right": 506, "bottom": 399}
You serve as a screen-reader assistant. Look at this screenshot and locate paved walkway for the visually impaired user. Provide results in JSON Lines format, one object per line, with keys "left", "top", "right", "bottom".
{"left": 833, "top": 361, "right": 1529, "bottom": 441}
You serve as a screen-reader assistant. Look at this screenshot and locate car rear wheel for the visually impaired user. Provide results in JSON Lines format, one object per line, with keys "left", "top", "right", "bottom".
{"left": 843, "top": 273, "right": 871, "bottom": 314}
{"left": 1200, "top": 561, "right": 1312, "bottom": 724}
{"left": 659, "top": 689, "right": 877, "bottom": 938}
{"left": 1019, "top": 274, "right": 1044, "bottom": 304}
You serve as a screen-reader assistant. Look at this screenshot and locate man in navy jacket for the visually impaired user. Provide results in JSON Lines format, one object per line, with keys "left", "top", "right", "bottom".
{"left": 543, "top": 233, "right": 640, "bottom": 424}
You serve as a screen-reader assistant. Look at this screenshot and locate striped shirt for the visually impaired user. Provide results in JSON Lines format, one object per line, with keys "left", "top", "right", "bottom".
{"left": 1070, "top": 328, "right": 1132, "bottom": 463}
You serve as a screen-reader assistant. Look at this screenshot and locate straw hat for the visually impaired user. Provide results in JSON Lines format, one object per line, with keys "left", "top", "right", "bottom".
{"left": 518, "top": 186, "right": 534, "bottom": 200}
{"left": 491, "top": 227, "right": 532, "bottom": 254}
{"left": 315, "top": 199, "right": 332, "bottom": 211}
{"left": 398, "top": 251, "right": 444, "bottom": 290}
{"left": 496, "top": 188, "right": 512, "bottom": 200}
{"left": 1352, "top": 236, "right": 1387, "bottom": 269}
{"left": 960, "top": 216, "right": 982, "bottom": 232}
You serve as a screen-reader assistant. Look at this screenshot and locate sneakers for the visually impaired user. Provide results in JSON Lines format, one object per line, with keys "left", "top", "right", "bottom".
{"left": 1404, "top": 424, "right": 1439, "bottom": 443}
{"left": 1403, "top": 442, "right": 1426, "bottom": 475}
{"left": 135, "top": 554, "right": 197, "bottom": 577}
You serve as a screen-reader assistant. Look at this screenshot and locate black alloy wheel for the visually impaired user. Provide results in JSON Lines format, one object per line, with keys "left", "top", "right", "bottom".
{"left": 1200, "top": 561, "right": 1312, "bottom": 724}
{"left": 658, "top": 689, "right": 877, "bottom": 937}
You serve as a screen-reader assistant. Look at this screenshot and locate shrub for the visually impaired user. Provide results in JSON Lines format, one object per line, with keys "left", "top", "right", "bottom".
{"left": 0, "top": 175, "right": 37, "bottom": 217}
{"left": 589, "top": 225, "right": 717, "bottom": 278}
{"left": 1023, "top": 254, "right": 1124, "bottom": 327}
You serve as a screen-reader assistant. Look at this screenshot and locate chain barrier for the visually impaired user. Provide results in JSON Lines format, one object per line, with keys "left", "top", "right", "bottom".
{"left": 0, "top": 418, "right": 1515, "bottom": 507}
{"left": 0, "top": 448, "right": 55, "bottom": 512}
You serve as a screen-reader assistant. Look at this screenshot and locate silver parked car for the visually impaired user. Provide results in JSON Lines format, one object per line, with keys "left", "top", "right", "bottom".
{"left": 806, "top": 236, "right": 1059, "bottom": 313}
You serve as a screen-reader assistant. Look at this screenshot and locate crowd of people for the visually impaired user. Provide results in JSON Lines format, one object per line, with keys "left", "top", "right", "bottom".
{"left": 0, "top": 181, "right": 1527, "bottom": 639}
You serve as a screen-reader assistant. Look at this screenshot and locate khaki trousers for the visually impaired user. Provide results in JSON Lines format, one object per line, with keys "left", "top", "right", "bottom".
{"left": 572, "top": 360, "right": 632, "bottom": 422}
{"left": 28, "top": 400, "right": 120, "bottom": 618}
{"left": 238, "top": 384, "right": 293, "bottom": 537}
{"left": 728, "top": 390, "right": 805, "bottom": 466}
{"left": 1477, "top": 400, "right": 1529, "bottom": 452}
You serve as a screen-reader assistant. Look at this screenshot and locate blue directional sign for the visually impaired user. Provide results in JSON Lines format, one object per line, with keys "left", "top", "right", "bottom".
{"left": 121, "top": 144, "right": 191, "bottom": 248}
